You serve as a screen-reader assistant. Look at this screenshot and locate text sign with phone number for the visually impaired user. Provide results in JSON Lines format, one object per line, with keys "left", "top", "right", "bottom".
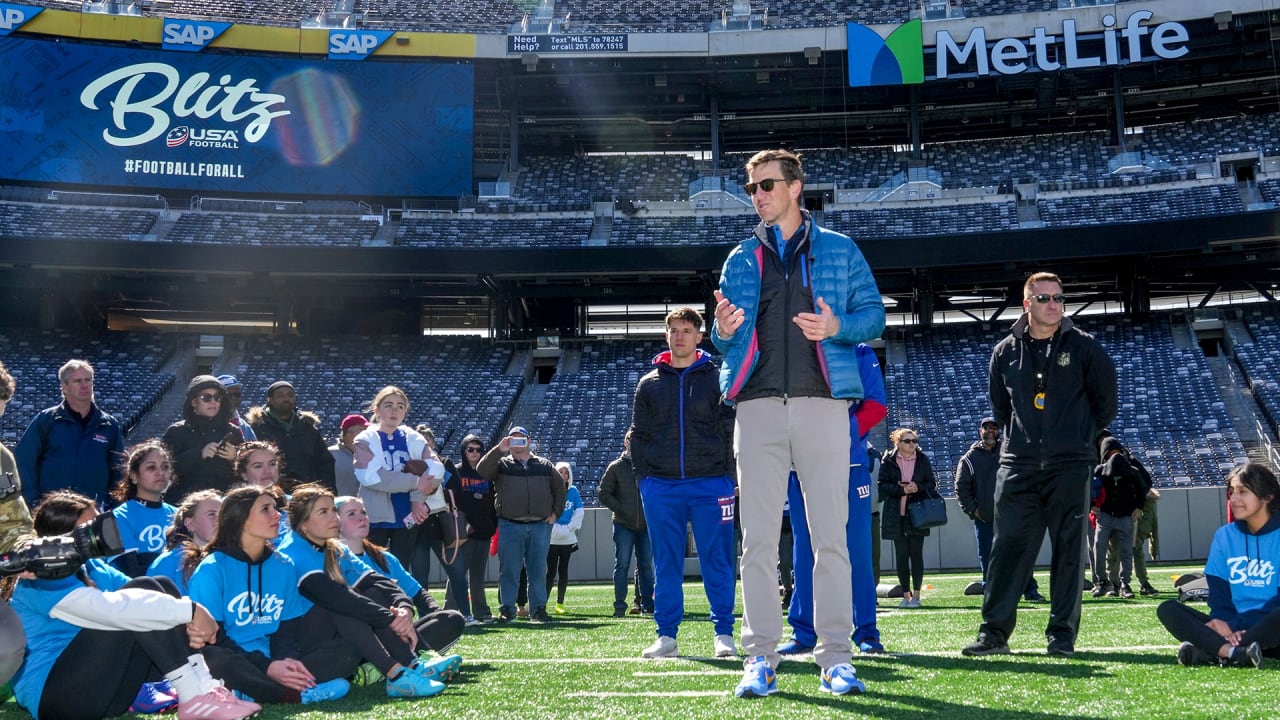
{"left": 507, "top": 34, "right": 628, "bottom": 54}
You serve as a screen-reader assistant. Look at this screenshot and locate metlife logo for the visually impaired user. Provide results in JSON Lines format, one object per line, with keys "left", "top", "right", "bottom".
{"left": 847, "top": 10, "right": 1191, "bottom": 87}
{"left": 0, "top": 2, "right": 41, "bottom": 36}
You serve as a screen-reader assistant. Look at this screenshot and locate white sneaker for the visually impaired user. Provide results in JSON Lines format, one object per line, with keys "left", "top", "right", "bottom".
{"left": 714, "top": 634, "right": 739, "bottom": 658}
{"left": 641, "top": 636, "right": 678, "bottom": 658}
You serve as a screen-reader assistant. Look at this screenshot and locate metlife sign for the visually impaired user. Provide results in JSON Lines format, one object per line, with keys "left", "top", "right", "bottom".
{"left": 0, "top": 36, "right": 474, "bottom": 196}
{"left": 848, "top": 9, "right": 1190, "bottom": 86}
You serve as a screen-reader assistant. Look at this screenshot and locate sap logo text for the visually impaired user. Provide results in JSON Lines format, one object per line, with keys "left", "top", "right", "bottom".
{"left": 161, "top": 19, "right": 230, "bottom": 52}
{"left": 80, "top": 63, "right": 290, "bottom": 147}
{"left": 0, "top": 4, "right": 42, "bottom": 35}
{"left": 328, "top": 30, "right": 393, "bottom": 60}
{"left": 936, "top": 11, "right": 1188, "bottom": 79}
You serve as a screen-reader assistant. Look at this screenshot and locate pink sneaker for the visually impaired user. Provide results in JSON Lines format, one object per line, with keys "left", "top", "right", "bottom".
{"left": 178, "top": 685, "right": 261, "bottom": 720}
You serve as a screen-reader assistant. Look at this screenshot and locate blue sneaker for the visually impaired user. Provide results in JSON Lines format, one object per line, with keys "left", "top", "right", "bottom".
{"left": 734, "top": 656, "right": 778, "bottom": 698}
{"left": 300, "top": 678, "right": 350, "bottom": 704}
{"left": 858, "top": 639, "right": 885, "bottom": 654}
{"left": 819, "top": 663, "right": 866, "bottom": 696}
{"left": 777, "top": 639, "right": 815, "bottom": 656}
{"left": 129, "top": 681, "right": 178, "bottom": 714}
{"left": 414, "top": 654, "right": 463, "bottom": 683}
{"left": 386, "top": 669, "right": 446, "bottom": 698}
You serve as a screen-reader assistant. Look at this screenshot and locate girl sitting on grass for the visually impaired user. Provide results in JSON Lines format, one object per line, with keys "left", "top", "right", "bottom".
{"left": 1157, "top": 462, "right": 1280, "bottom": 668}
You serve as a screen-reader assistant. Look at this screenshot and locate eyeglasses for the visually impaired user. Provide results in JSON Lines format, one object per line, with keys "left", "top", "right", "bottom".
{"left": 901, "top": 438, "right": 918, "bottom": 444}
{"left": 1029, "top": 293, "right": 1066, "bottom": 305}
{"left": 465, "top": 447, "right": 482, "bottom": 453}
{"left": 744, "top": 178, "right": 786, "bottom": 196}
{"left": 197, "top": 393, "right": 223, "bottom": 403}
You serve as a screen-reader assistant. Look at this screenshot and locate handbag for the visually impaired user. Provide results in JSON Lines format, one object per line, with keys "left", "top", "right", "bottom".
{"left": 436, "top": 490, "right": 471, "bottom": 564}
{"left": 907, "top": 490, "right": 948, "bottom": 530}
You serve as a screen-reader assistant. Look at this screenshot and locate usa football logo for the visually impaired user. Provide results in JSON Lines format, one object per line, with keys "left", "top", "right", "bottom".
{"left": 166, "top": 126, "right": 190, "bottom": 147}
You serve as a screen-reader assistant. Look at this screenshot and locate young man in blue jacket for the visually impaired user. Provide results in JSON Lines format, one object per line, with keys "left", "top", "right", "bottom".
{"left": 630, "top": 307, "right": 737, "bottom": 660}
{"left": 713, "top": 149, "right": 885, "bottom": 698}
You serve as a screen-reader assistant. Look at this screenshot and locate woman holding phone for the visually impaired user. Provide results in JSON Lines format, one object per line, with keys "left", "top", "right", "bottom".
{"left": 878, "top": 427, "right": 937, "bottom": 609}
{"left": 163, "top": 375, "right": 243, "bottom": 502}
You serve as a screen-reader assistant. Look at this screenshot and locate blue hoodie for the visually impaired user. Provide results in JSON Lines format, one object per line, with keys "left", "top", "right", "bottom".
{"left": 1204, "top": 513, "right": 1280, "bottom": 631}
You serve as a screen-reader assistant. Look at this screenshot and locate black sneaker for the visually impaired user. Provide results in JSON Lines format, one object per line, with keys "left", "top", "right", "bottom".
{"left": 1091, "top": 583, "right": 1107, "bottom": 598}
{"left": 961, "top": 635, "right": 1010, "bottom": 657}
{"left": 1046, "top": 638, "right": 1075, "bottom": 658}
{"left": 1104, "top": 584, "right": 1118, "bottom": 597}
{"left": 1177, "top": 641, "right": 1212, "bottom": 666}
{"left": 1228, "top": 642, "right": 1264, "bottom": 669}
{"left": 1139, "top": 583, "right": 1159, "bottom": 596}
{"left": 497, "top": 609, "right": 515, "bottom": 624}
{"left": 1119, "top": 584, "right": 1135, "bottom": 599}
{"left": 530, "top": 607, "right": 552, "bottom": 623}
{"left": 613, "top": 607, "right": 627, "bottom": 618}
{"left": 1024, "top": 590, "right": 1047, "bottom": 602}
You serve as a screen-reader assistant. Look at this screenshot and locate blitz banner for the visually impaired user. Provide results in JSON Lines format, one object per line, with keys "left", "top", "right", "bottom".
{"left": 0, "top": 36, "right": 474, "bottom": 196}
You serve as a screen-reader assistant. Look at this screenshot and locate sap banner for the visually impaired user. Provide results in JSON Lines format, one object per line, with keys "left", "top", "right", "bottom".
{"left": 0, "top": 36, "right": 474, "bottom": 196}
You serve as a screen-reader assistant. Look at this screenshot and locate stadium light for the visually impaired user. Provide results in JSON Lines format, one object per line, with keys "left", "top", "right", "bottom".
{"left": 804, "top": 46, "right": 821, "bottom": 65}
{"left": 1214, "top": 11, "right": 1232, "bottom": 30}
{"left": 522, "top": 52, "right": 539, "bottom": 72}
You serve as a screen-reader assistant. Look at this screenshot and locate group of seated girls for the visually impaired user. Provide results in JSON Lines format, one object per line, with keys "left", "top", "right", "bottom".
{"left": 5, "top": 439, "right": 466, "bottom": 720}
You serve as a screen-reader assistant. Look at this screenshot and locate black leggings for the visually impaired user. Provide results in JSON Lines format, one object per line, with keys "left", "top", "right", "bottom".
{"left": 202, "top": 605, "right": 360, "bottom": 704}
{"left": 39, "top": 577, "right": 188, "bottom": 720}
{"left": 357, "top": 580, "right": 465, "bottom": 654}
{"left": 546, "top": 544, "right": 574, "bottom": 604}
{"left": 894, "top": 530, "right": 925, "bottom": 595}
{"left": 329, "top": 611, "right": 416, "bottom": 676}
{"left": 1157, "top": 600, "right": 1280, "bottom": 658}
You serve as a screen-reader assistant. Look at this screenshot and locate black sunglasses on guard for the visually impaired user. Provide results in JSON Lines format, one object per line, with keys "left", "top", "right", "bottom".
{"left": 1029, "top": 293, "right": 1066, "bottom": 305}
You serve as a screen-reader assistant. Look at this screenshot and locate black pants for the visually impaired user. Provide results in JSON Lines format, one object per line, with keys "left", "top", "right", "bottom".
{"left": 446, "top": 538, "right": 492, "bottom": 618}
{"left": 979, "top": 463, "right": 1091, "bottom": 645}
{"left": 359, "top": 580, "right": 464, "bottom": 654}
{"left": 329, "top": 610, "right": 415, "bottom": 676}
{"left": 893, "top": 525, "right": 925, "bottom": 594}
{"left": 39, "top": 577, "right": 187, "bottom": 720}
{"left": 414, "top": 522, "right": 472, "bottom": 617}
{"left": 1157, "top": 600, "right": 1280, "bottom": 657}
{"left": 546, "top": 544, "right": 574, "bottom": 604}
{"left": 202, "top": 605, "right": 360, "bottom": 704}
{"left": 369, "top": 525, "right": 422, "bottom": 588}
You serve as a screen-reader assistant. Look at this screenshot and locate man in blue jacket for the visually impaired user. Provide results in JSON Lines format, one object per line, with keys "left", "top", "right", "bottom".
{"left": 15, "top": 359, "right": 124, "bottom": 508}
{"left": 713, "top": 149, "right": 885, "bottom": 698}
{"left": 780, "top": 343, "right": 887, "bottom": 656}
{"left": 630, "top": 307, "right": 737, "bottom": 660}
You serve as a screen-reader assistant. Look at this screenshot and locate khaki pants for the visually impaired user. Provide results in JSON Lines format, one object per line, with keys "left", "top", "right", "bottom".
{"left": 736, "top": 396, "right": 852, "bottom": 669}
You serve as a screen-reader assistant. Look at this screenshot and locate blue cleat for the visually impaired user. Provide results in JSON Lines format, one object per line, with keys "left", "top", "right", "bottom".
{"left": 776, "top": 639, "right": 815, "bottom": 656}
{"left": 858, "top": 639, "right": 885, "bottom": 655}
{"left": 300, "top": 678, "right": 350, "bottom": 704}
{"left": 820, "top": 663, "right": 866, "bottom": 696}
{"left": 415, "top": 653, "right": 463, "bottom": 683}
{"left": 734, "top": 656, "right": 778, "bottom": 698}
{"left": 386, "top": 669, "right": 446, "bottom": 698}
{"left": 129, "top": 681, "right": 178, "bottom": 714}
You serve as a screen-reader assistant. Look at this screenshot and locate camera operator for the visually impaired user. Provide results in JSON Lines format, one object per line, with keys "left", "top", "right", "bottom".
{"left": 8, "top": 490, "right": 258, "bottom": 719}
{"left": 0, "top": 359, "right": 36, "bottom": 689}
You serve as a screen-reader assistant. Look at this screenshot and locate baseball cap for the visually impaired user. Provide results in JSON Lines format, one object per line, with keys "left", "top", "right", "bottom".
{"left": 980, "top": 417, "right": 998, "bottom": 428}
{"left": 340, "top": 414, "right": 369, "bottom": 432}
{"left": 508, "top": 425, "right": 529, "bottom": 437}
{"left": 216, "top": 374, "right": 242, "bottom": 389}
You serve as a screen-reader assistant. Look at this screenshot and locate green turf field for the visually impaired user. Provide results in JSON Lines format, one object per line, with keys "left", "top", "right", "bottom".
{"left": 5, "top": 565, "right": 1274, "bottom": 719}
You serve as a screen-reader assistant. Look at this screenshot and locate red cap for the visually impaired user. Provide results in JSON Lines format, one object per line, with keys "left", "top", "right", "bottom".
{"left": 340, "top": 414, "right": 369, "bottom": 432}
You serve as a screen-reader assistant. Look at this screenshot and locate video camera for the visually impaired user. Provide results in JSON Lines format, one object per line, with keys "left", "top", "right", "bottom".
{"left": 0, "top": 513, "right": 123, "bottom": 581}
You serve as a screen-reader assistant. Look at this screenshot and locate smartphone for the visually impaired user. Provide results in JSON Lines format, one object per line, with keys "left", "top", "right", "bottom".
{"left": 510, "top": 437, "right": 529, "bottom": 448}
{"left": 221, "top": 431, "right": 242, "bottom": 447}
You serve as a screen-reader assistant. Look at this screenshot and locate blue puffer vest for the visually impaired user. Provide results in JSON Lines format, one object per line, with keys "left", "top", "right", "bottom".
{"left": 711, "top": 213, "right": 885, "bottom": 404}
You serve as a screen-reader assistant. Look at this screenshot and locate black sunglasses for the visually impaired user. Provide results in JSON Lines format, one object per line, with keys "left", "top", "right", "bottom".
{"left": 465, "top": 446, "right": 482, "bottom": 453}
{"left": 197, "top": 393, "right": 223, "bottom": 402}
{"left": 1030, "top": 293, "right": 1066, "bottom": 305}
{"left": 744, "top": 177, "right": 786, "bottom": 196}
{"left": 901, "top": 438, "right": 918, "bottom": 444}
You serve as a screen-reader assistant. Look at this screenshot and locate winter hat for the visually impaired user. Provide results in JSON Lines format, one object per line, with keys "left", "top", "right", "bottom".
{"left": 186, "top": 375, "right": 223, "bottom": 399}
{"left": 340, "top": 414, "right": 369, "bottom": 432}
{"left": 266, "top": 380, "right": 294, "bottom": 397}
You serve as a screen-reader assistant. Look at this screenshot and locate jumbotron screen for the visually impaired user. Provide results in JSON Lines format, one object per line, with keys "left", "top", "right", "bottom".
{"left": 0, "top": 36, "right": 474, "bottom": 196}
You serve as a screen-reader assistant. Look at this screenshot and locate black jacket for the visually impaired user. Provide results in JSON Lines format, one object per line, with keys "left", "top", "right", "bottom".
{"left": 631, "top": 351, "right": 734, "bottom": 480}
{"left": 955, "top": 441, "right": 999, "bottom": 522}
{"left": 989, "top": 315, "right": 1118, "bottom": 467}
{"left": 1093, "top": 453, "right": 1150, "bottom": 517}
{"left": 247, "top": 407, "right": 336, "bottom": 493}
{"left": 448, "top": 434, "right": 498, "bottom": 540}
{"left": 476, "top": 448, "right": 564, "bottom": 522}
{"left": 164, "top": 377, "right": 243, "bottom": 502}
{"left": 598, "top": 453, "right": 645, "bottom": 531}
{"left": 737, "top": 221, "right": 829, "bottom": 402}
{"left": 878, "top": 448, "right": 938, "bottom": 540}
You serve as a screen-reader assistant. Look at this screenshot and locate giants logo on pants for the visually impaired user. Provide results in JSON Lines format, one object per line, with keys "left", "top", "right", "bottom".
{"left": 718, "top": 496, "right": 736, "bottom": 524}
